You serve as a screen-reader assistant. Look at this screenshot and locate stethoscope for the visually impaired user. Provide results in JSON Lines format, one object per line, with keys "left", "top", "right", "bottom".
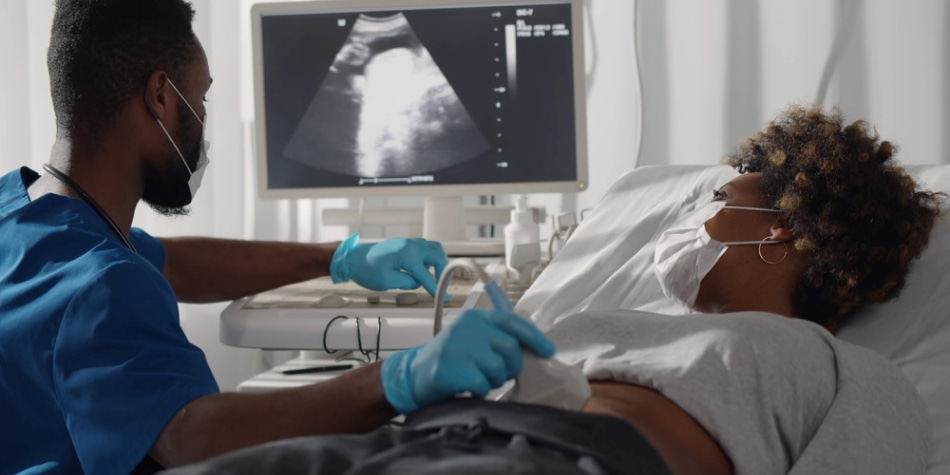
{"left": 43, "top": 164, "right": 137, "bottom": 253}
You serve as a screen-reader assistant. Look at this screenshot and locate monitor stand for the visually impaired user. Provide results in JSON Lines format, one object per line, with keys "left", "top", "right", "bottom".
{"left": 423, "top": 196, "right": 505, "bottom": 257}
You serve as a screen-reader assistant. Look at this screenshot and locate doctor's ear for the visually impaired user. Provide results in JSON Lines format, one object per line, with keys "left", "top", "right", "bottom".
{"left": 143, "top": 71, "right": 172, "bottom": 120}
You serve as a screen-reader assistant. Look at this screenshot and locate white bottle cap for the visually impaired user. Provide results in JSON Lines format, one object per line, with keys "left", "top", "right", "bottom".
{"left": 511, "top": 195, "right": 533, "bottom": 226}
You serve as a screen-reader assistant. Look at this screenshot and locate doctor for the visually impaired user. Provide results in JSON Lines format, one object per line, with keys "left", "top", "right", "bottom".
{"left": 0, "top": 1, "right": 553, "bottom": 474}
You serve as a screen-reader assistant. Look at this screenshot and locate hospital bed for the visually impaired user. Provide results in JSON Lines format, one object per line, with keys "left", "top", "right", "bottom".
{"left": 516, "top": 163, "right": 950, "bottom": 474}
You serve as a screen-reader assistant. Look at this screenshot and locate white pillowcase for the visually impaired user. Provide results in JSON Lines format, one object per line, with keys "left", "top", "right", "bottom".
{"left": 518, "top": 165, "right": 738, "bottom": 328}
{"left": 835, "top": 165, "right": 950, "bottom": 473}
{"left": 517, "top": 164, "right": 950, "bottom": 473}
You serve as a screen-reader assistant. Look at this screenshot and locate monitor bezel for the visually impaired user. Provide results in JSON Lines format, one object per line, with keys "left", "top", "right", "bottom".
{"left": 251, "top": 0, "right": 588, "bottom": 199}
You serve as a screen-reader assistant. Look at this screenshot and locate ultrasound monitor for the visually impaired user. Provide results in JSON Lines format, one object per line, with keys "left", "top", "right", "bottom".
{"left": 251, "top": 0, "right": 588, "bottom": 251}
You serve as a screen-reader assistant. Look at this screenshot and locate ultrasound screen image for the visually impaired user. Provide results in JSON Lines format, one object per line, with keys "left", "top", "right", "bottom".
{"left": 260, "top": 4, "right": 577, "bottom": 189}
{"left": 284, "top": 13, "right": 490, "bottom": 177}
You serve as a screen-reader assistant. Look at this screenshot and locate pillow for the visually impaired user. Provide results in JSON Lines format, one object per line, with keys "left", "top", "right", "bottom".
{"left": 517, "top": 164, "right": 950, "bottom": 474}
{"left": 835, "top": 164, "right": 950, "bottom": 473}
{"left": 518, "top": 165, "right": 738, "bottom": 328}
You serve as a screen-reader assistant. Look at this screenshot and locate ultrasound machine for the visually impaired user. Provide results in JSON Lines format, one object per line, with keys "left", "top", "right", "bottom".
{"left": 222, "top": 0, "right": 588, "bottom": 391}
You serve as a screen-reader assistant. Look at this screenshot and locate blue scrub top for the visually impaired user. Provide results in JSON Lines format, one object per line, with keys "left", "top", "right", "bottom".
{"left": 0, "top": 168, "right": 219, "bottom": 475}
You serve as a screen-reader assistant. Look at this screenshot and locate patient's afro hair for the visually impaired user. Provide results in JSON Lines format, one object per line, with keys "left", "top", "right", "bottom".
{"left": 727, "top": 105, "right": 945, "bottom": 328}
{"left": 48, "top": 0, "right": 197, "bottom": 139}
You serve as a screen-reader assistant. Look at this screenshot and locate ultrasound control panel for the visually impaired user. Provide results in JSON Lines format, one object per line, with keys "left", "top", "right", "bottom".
{"left": 241, "top": 264, "right": 479, "bottom": 311}
{"left": 220, "top": 259, "right": 506, "bottom": 351}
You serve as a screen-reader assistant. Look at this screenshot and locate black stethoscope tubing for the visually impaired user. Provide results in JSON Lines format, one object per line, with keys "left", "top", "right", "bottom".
{"left": 42, "top": 164, "right": 137, "bottom": 253}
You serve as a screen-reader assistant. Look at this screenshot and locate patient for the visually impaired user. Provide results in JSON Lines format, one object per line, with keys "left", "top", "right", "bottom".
{"left": 574, "top": 105, "right": 944, "bottom": 475}
{"left": 162, "top": 106, "right": 944, "bottom": 475}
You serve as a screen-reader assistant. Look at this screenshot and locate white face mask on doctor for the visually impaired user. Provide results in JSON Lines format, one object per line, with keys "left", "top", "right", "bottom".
{"left": 154, "top": 78, "right": 210, "bottom": 201}
{"left": 653, "top": 198, "right": 785, "bottom": 308}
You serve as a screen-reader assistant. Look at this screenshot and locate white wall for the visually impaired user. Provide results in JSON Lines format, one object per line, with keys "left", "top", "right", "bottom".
{"left": 0, "top": 1, "right": 29, "bottom": 166}
{"left": 1, "top": 0, "right": 947, "bottom": 390}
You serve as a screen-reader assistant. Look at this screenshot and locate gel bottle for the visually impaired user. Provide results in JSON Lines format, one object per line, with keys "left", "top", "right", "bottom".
{"left": 504, "top": 195, "right": 541, "bottom": 285}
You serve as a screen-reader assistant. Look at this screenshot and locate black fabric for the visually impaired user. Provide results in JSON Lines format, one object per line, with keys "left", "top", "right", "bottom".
{"left": 406, "top": 399, "right": 671, "bottom": 475}
{"left": 159, "top": 400, "right": 672, "bottom": 475}
{"left": 131, "top": 455, "right": 165, "bottom": 475}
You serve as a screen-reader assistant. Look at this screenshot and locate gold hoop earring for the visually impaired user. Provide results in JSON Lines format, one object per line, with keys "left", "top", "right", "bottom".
{"left": 758, "top": 237, "right": 788, "bottom": 265}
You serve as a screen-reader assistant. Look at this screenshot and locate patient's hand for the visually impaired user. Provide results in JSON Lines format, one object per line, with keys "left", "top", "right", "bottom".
{"left": 583, "top": 381, "right": 733, "bottom": 475}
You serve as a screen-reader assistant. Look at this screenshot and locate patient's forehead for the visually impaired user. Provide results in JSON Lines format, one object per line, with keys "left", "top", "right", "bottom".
{"left": 719, "top": 172, "right": 768, "bottom": 206}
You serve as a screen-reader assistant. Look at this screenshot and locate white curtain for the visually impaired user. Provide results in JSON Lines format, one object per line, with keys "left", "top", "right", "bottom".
{"left": 635, "top": 0, "right": 949, "bottom": 169}
{"left": 1, "top": 0, "right": 947, "bottom": 389}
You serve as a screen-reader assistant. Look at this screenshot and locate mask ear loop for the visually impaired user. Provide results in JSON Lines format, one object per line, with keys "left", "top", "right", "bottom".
{"left": 758, "top": 237, "right": 788, "bottom": 265}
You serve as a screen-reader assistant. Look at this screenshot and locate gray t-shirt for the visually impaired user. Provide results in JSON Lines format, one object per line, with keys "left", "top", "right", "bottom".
{"left": 545, "top": 310, "right": 929, "bottom": 475}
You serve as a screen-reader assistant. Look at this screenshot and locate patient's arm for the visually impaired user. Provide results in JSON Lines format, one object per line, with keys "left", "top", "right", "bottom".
{"left": 582, "top": 381, "right": 733, "bottom": 475}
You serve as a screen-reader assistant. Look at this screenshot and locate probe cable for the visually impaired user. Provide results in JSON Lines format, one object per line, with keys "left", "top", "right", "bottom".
{"left": 433, "top": 259, "right": 496, "bottom": 335}
{"left": 321, "top": 315, "right": 382, "bottom": 363}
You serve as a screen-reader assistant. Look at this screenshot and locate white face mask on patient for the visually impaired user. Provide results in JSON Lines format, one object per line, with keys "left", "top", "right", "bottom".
{"left": 653, "top": 198, "right": 783, "bottom": 308}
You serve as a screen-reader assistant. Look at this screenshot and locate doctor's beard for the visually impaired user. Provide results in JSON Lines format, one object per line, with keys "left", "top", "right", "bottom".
{"left": 142, "top": 103, "right": 202, "bottom": 216}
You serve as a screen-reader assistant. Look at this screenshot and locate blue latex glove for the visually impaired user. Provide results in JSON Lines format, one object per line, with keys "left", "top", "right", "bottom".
{"left": 330, "top": 234, "right": 448, "bottom": 297}
{"left": 380, "top": 309, "right": 556, "bottom": 414}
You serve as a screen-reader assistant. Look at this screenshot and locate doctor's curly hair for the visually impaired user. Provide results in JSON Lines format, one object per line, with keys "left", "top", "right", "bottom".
{"left": 727, "top": 105, "right": 945, "bottom": 328}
